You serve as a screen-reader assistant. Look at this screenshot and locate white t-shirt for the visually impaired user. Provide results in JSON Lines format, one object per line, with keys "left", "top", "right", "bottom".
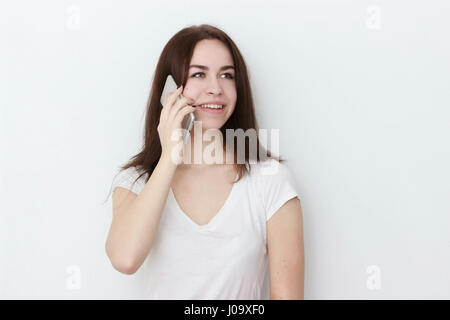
{"left": 110, "top": 158, "right": 301, "bottom": 300}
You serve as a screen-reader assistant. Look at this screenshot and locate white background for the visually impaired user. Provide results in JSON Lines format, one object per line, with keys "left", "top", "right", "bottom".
{"left": 1, "top": 0, "right": 449, "bottom": 299}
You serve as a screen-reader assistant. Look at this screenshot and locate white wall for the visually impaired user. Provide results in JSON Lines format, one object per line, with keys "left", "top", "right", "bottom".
{"left": 1, "top": 0, "right": 449, "bottom": 299}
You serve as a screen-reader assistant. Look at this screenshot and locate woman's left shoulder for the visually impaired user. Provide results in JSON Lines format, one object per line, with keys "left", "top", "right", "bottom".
{"left": 248, "top": 158, "right": 294, "bottom": 179}
{"left": 252, "top": 159, "right": 301, "bottom": 222}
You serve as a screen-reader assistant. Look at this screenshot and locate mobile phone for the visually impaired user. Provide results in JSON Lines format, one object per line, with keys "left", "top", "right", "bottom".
{"left": 160, "top": 74, "right": 195, "bottom": 145}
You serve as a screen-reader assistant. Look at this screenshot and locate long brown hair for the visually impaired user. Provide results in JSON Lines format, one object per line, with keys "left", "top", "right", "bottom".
{"left": 105, "top": 24, "right": 285, "bottom": 202}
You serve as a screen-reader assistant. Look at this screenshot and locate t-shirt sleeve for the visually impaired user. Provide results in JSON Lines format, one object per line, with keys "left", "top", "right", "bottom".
{"left": 111, "top": 166, "right": 147, "bottom": 195}
{"left": 259, "top": 160, "right": 301, "bottom": 222}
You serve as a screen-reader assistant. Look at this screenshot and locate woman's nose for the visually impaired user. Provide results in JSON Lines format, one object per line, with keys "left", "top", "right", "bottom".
{"left": 206, "top": 79, "right": 223, "bottom": 95}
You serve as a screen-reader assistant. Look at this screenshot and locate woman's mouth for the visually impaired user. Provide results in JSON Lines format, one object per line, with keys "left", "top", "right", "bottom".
{"left": 197, "top": 104, "right": 225, "bottom": 114}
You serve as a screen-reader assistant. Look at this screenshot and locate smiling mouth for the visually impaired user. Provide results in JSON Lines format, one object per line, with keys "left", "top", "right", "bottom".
{"left": 197, "top": 104, "right": 225, "bottom": 109}
{"left": 195, "top": 104, "right": 226, "bottom": 114}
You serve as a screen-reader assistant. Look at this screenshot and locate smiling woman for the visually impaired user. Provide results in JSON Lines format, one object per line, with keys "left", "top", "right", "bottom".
{"left": 105, "top": 24, "right": 304, "bottom": 300}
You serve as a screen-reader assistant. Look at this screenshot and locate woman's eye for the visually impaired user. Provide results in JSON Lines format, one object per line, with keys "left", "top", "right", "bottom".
{"left": 191, "top": 72, "right": 234, "bottom": 79}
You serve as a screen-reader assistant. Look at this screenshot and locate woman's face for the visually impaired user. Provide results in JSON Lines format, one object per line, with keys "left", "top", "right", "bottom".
{"left": 182, "top": 39, "right": 237, "bottom": 132}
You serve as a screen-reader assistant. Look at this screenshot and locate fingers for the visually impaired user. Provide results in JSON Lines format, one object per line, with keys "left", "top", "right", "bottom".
{"left": 161, "top": 85, "right": 183, "bottom": 124}
{"left": 174, "top": 105, "right": 196, "bottom": 124}
{"left": 169, "top": 96, "right": 195, "bottom": 121}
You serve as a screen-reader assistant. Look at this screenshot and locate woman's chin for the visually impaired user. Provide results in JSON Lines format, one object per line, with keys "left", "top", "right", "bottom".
{"left": 193, "top": 119, "right": 224, "bottom": 132}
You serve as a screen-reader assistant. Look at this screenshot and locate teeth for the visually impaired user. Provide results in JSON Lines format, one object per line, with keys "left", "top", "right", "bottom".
{"left": 199, "top": 104, "right": 224, "bottom": 109}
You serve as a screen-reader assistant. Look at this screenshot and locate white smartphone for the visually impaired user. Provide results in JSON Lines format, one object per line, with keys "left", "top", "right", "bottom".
{"left": 160, "top": 74, "right": 195, "bottom": 145}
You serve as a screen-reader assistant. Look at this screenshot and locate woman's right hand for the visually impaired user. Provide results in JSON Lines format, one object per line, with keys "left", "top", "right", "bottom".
{"left": 158, "top": 85, "right": 196, "bottom": 165}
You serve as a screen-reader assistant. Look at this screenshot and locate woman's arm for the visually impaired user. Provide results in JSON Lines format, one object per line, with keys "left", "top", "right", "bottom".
{"left": 105, "top": 155, "right": 177, "bottom": 275}
{"left": 267, "top": 197, "right": 305, "bottom": 299}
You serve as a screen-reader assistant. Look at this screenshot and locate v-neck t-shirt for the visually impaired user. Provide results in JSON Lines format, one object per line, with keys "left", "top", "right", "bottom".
{"left": 110, "top": 158, "right": 301, "bottom": 300}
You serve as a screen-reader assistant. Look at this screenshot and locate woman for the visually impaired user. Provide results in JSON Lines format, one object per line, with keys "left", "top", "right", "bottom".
{"left": 105, "top": 24, "right": 304, "bottom": 299}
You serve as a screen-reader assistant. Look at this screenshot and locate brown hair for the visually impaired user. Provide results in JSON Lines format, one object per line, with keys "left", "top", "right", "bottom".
{"left": 105, "top": 24, "right": 285, "bottom": 202}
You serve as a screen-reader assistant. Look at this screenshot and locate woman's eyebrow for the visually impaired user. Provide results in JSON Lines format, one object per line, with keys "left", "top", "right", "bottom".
{"left": 189, "top": 64, "right": 235, "bottom": 71}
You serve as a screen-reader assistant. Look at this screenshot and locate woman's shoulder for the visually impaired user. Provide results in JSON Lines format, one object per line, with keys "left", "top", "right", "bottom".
{"left": 247, "top": 158, "right": 301, "bottom": 222}
{"left": 111, "top": 166, "right": 149, "bottom": 195}
{"left": 247, "top": 158, "right": 299, "bottom": 195}
{"left": 116, "top": 166, "right": 148, "bottom": 180}
{"left": 247, "top": 158, "right": 291, "bottom": 177}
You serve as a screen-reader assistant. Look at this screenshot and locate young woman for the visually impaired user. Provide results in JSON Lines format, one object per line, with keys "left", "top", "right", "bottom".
{"left": 105, "top": 24, "right": 304, "bottom": 300}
